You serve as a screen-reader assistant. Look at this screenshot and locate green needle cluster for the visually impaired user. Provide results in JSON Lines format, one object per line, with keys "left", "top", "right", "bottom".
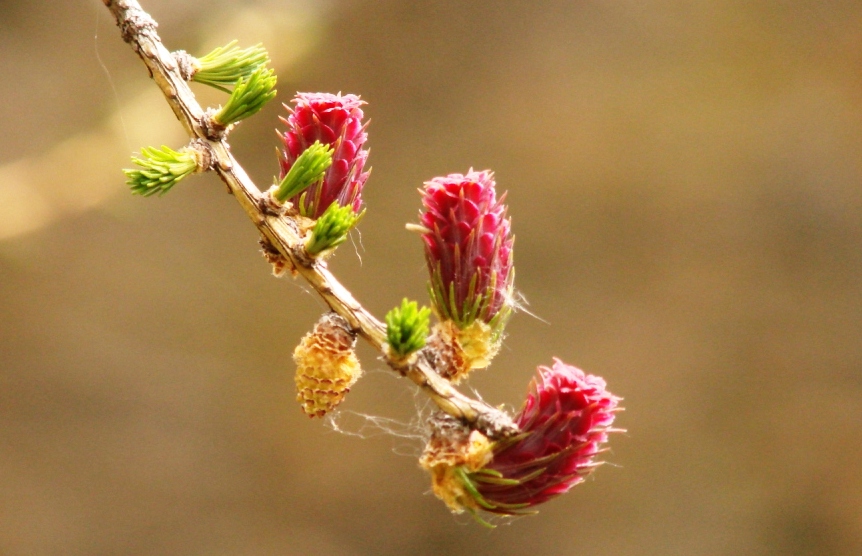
{"left": 213, "top": 66, "right": 277, "bottom": 127}
{"left": 305, "top": 203, "right": 364, "bottom": 256}
{"left": 274, "top": 141, "right": 333, "bottom": 202}
{"left": 385, "top": 299, "right": 431, "bottom": 358}
{"left": 124, "top": 145, "right": 198, "bottom": 197}
{"left": 193, "top": 41, "right": 270, "bottom": 93}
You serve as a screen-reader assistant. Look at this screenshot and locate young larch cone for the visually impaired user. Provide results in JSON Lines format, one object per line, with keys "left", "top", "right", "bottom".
{"left": 421, "top": 359, "right": 621, "bottom": 519}
{"left": 278, "top": 92, "right": 369, "bottom": 218}
{"left": 294, "top": 313, "right": 362, "bottom": 417}
{"left": 419, "top": 170, "right": 514, "bottom": 381}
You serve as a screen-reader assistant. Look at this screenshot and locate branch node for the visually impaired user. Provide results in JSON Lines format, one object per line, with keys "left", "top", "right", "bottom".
{"left": 424, "top": 325, "right": 466, "bottom": 381}
{"left": 290, "top": 242, "right": 317, "bottom": 269}
{"left": 188, "top": 138, "right": 213, "bottom": 172}
{"left": 201, "top": 108, "right": 230, "bottom": 141}
{"left": 258, "top": 187, "right": 289, "bottom": 217}
{"left": 116, "top": 3, "right": 157, "bottom": 46}
{"left": 259, "top": 235, "right": 296, "bottom": 278}
{"left": 384, "top": 353, "right": 414, "bottom": 376}
{"left": 172, "top": 49, "right": 198, "bottom": 81}
{"left": 474, "top": 409, "right": 520, "bottom": 440}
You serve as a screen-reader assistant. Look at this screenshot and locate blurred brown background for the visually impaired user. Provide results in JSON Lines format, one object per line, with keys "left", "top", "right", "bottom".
{"left": 1, "top": 1, "right": 861, "bottom": 554}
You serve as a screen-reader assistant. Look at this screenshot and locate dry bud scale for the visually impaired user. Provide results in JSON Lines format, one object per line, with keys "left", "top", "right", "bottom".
{"left": 105, "top": 0, "right": 622, "bottom": 525}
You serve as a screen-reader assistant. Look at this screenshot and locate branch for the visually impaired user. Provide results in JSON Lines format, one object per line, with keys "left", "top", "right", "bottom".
{"left": 101, "top": 0, "right": 518, "bottom": 439}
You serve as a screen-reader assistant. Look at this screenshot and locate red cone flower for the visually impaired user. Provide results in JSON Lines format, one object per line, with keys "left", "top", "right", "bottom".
{"left": 278, "top": 92, "right": 369, "bottom": 218}
{"left": 421, "top": 359, "right": 620, "bottom": 517}
{"left": 420, "top": 170, "right": 514, "bottom": 334}
{"left": 474, "top": 359, "right": 620, "bottom": 513}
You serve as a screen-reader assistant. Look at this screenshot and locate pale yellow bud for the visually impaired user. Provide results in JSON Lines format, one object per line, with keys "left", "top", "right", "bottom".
{"left": 294, "top": 313, "right": 362, "bottom": 417}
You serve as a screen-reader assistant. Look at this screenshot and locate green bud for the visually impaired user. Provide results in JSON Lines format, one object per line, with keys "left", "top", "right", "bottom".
{"left": 305, "top": 202, "right": 364, "bottom": 256}
{"left": 193, "top": 41, "right": 270, "bottom": 93}
{"left": 124, "top": 145, "right": 199, "bottom": 197}
{"left": 213, "top": 66, "right": 277, "bottom": 127}
{"left": 273, "top": 141, "right": 333, "bottom": 203}
{"left": 386, "top": 298, "right": 431, "bottom": 358}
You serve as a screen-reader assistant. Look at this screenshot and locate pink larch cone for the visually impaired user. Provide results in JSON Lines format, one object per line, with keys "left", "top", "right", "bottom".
{"left": 472, "top": 359, "right": 621, "bottom": 513}
{"left": 421, "top": 359, "right": 621, "bottom": 517}
{"left": 278, "top": 92, "right": 369, "bottom": 218}
{"left": 420, "top": 170, "right": 514, "bottom": 337}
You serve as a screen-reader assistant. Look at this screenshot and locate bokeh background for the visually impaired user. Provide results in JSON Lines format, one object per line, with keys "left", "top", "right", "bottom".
{"left": 1, "top": 1, "right": 861, "bottom": 554}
